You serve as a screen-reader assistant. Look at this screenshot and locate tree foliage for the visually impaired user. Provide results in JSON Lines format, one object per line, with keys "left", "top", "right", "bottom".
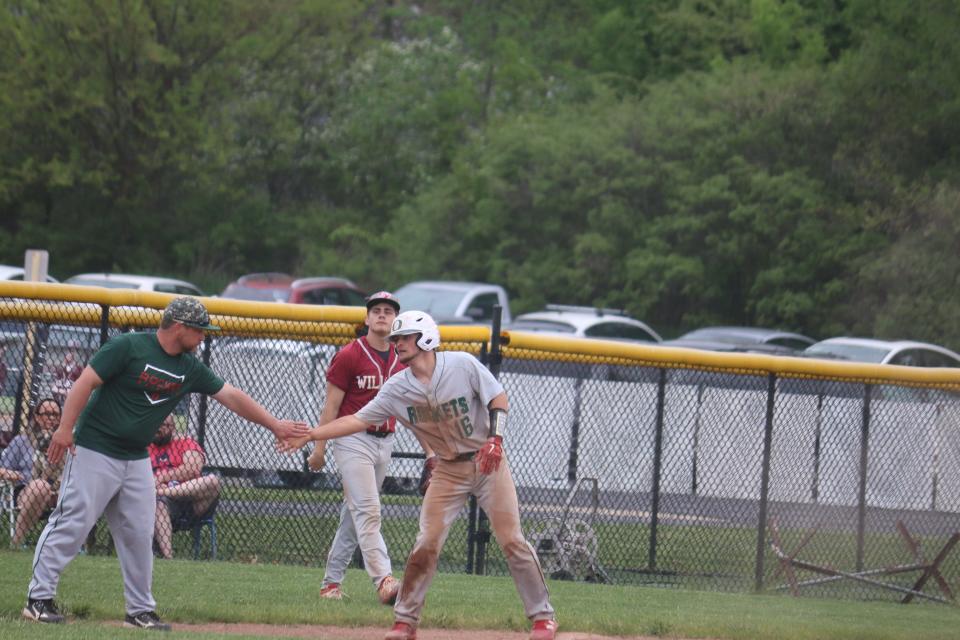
{"left": 1, "top": 0, "right": 958, "bottom": 346}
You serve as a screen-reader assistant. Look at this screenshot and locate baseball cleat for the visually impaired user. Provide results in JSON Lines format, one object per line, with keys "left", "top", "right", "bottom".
{"left": 22, "top": 598, "right": 65, "bottom": 624}
{"left": 319, "top": 583, "right": 344, "bottom": 600}
{"left": 124, "top": 611, "right": 171, "bottom": 631}
{"left": 529, "top": 618, "right": 558, "bottom": 640}
{"left": 384, "top": 621, "right": 417, "bottom": 640}
{"left": 377, "top": 575, "right": 401, "bottom": 605}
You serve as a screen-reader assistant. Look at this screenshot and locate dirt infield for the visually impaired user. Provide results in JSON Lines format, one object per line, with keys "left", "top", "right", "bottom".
{"left": 170, "top": 621, "right": 675, "bottom": 640}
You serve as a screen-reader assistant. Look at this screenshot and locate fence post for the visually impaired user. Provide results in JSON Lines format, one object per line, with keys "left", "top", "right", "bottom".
{"left": 754, "top": 372, "right": 777, "bottom": 592}
{"left": 856, "top": 384, "right": 872, "bottom": 572}
{"left": 472, "top": 305, "right": 504, "bottom": 575}
{"left": 466, "top": 496, "right": 478, "bottom": 573}
{"left": 567, "top": 378, "right": 583, "bottom": 486}
{"left": 196, "top": 335, "right": 212, "bottom": 448}
{"left": 648, "top": 368, "right": 667, "bottom": 571}
{"left": 98, "top": 305, "right": 110, "bottom": 345}
{"left": 811, "top": 393, "right": 823, "bottom": 502}
{"left": 931, "top": 403, "right": 942, "bottom": 511}
{"left": 691, "top": 383, "right": 704, "bottom": 495}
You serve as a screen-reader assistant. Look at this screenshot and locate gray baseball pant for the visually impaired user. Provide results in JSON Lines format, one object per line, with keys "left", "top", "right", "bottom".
{"left": 27, "top": 446, "right": 157, "bottom": 615}
{"left": 323, "top": 432, "right": 393, "bottom": 587}
{"left": 394, "top": 456, "right": 554, "bottom": 625}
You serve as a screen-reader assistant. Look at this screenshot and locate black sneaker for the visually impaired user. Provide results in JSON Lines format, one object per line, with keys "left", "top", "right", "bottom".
{"left": 22, "top": 598, "right": 65, "bottom": 624}
{"left": 124, "top": 611, "right": 172, "bottom": 631}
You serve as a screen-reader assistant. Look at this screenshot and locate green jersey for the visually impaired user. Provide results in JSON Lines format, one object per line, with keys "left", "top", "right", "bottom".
{"left": 74, "top": 332, "right": 224, "bottom": 460}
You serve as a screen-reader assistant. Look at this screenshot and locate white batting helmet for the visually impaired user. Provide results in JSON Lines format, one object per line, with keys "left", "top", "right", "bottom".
{"left": 389, "top": 310, "right": 440, "bottom": 351}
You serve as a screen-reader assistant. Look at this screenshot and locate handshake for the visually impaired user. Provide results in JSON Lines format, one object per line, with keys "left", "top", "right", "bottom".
{"left": 274, "top": 428, "right": 315, "bottom": 456}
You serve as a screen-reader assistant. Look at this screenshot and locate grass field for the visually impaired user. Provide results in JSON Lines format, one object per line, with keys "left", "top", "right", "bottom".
{"left": 8, "top": 486, "right": 959, "bottom": 599}
{"left": 2, "top": 549, "right": 960, "bottom": 639}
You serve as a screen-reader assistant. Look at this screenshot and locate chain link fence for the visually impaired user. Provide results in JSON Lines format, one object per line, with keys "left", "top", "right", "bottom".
{"left": 2, "top": 282, "right": 960, "bottom": 604}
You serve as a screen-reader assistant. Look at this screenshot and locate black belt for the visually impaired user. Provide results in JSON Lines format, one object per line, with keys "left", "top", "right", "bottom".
{"left": 366, "top": 430, "right": 392, "bottom": 439}
{"left": 449, "top": 451, "right": 478, "bottom": 462}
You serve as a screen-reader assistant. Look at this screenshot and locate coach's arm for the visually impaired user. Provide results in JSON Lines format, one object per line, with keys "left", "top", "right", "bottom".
{"left": 213, "top": 383, "right": 308, "bottom": 441}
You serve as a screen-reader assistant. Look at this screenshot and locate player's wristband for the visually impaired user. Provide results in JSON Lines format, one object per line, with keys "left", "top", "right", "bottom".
{"left": 488, "top": 408, "right": 507, "bottom": 439}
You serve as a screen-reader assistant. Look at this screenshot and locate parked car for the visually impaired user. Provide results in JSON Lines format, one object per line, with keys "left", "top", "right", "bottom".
{"left": 393, "top": 281, "right": 511, "bottom": 325}
{"left": 803, "top": 337, "right": 960, "bottom": 367}
{"left": 509, "top": 305, "right": 662, "bottom": 343}
{"left": 0, "top": 264, "right": 58, "bottom": 283}
{"left": 663, "top": 326, "right": 815, "bottom": 356}
{"left": 0, "top": 321, "right": 102, "bottom": 400}
{"left": 219, "top": 273, "right": 366, "bottom": 306}
{"left": 66, "top": 273, "right": 204, "bottom": 296}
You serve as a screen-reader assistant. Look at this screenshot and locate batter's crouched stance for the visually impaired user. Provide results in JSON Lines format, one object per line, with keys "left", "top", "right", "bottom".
{"left": 23, "top": 297, "right": 308, "bottom": 630}
{"left": 282, "top": 311, "right": 558, "bottom": 640}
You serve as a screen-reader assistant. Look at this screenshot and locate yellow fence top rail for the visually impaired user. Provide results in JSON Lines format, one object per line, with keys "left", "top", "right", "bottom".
{"left": 502, "top": 330, "right": 960, "bottom": 390}
{"left": 0, "top": 281, "right": 490, "bottom": 347}
{"left": 4, "top": 281, "right": 959, "bottom": 389}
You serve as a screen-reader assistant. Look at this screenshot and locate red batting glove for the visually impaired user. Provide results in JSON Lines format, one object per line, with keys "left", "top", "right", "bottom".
{"left": 475, "top": 436, "right": 503, "bottom": 475}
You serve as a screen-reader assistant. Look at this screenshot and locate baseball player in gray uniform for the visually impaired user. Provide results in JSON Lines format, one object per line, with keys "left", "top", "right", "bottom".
{"left": 282, "top": 310, "right": 558, "bottom": 640}
{"left": 23, "top": 297, "right": 308, "bottom": 629}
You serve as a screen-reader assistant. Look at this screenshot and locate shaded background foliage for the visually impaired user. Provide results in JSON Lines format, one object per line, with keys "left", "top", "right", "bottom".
{"left": 1, "top": 0, "right": 959, "bottom": 345}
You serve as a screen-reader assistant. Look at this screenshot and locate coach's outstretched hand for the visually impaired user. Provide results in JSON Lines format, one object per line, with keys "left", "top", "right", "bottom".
{"left": 475, "top": 436, "right": 503, "bottom": 475}
{"left": 273, "top": 419, "right": 310, "bottom": 441}
{"left": 278, "top": 431, "right": 313, "bottom": 453}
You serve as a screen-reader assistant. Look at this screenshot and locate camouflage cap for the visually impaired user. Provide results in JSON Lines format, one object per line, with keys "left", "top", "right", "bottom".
{"left": 162, "top": 296, "right": 220, "bottom": 331}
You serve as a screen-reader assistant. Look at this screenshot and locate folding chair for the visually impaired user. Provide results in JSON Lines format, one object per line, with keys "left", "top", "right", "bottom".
{"left": 171, "top": 498, "right": 218, "bottom": 560}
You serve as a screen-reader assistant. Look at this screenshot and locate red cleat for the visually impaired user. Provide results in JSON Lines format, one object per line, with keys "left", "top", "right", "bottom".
{"left": 377, "top": 575, "right": 401, "bottom": 605}
{"left": 529, "top": 618, "right": 558, "bottom": 640}
{"left": 384, "top": 620, "right": 417, "bottom": 640}
{"left": 319, "top": 583, "right": 343, "bottom": 600}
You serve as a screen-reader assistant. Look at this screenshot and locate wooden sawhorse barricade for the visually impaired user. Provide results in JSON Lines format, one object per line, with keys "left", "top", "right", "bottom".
{"left": 767, "top": 517, "right": 959, "bottom": 605}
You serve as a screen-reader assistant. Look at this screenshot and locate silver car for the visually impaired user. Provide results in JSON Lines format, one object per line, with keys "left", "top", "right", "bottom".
{"left": 803, "top": 337, "right": 960, "bottom": 367}
{"left": 663, "top": 326, "right": 815, "bottom": 356}
{"left": 66, "top": 273, "right": 204, "bottom": 296}
{"left": 509, "top": 305, "right": 662, "bottom": 343}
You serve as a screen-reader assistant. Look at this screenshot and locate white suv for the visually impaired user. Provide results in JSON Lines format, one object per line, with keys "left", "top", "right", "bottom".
{"left": 393, "top": 281, "right": 511, "bottom": 324}
{"left": 0, "top": 264, "right": 58, "bottom": 283}
{"left": 510, "top": 305, "right": 662, "bottom": 343}
{"left": 66, "top": 273, "right": 204, "bottom": 296}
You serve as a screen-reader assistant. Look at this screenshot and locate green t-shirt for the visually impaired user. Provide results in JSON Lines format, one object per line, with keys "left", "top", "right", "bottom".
{"left": 74, "top": 332, "right": 224, "bottom": 460}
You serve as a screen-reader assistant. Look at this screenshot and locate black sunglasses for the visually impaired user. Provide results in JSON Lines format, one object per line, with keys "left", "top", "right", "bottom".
{"left": 37, "top": 411, "right": 61, "bottom": 418}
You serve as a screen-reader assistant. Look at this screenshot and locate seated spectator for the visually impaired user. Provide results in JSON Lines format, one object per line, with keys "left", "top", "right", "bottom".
{"left": 149, "top": 415, "right": 220, "bottom": 559}
{"left": 0, "top": 398, "right": 62, "bottom": 547}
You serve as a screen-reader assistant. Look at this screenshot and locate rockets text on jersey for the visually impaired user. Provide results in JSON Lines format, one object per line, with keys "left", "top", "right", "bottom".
{"left": 405, "top": 396, "right": 473, "bottom": 436}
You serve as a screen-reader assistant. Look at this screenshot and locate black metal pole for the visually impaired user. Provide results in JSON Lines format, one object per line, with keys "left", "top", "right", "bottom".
{"left": 811, "top": 393, "right": 823, "bottom": 502}
{"left": 473, "top": 305, "right": 504, "bottom": 575}
{"left": 466, "top": 496, "right": 477, "bottom": 573}
{"left": 648, "top": 368, "right": 667, "bottom": 572}
{"left": 754, "top": 372, "right": 777, "bottom": 592}
{"left": 856, "top": 384, "right": 872, "bottom": 572}
{"left": 99, "top": 305, "right": 110, "bottom": 345}
{"left": 196, "top": 335, "right": 212, "bottom": 448}
{"left": 489, "top": 304, "right": 503, "bottom": 377}
{"left": 691, "top": 383, "right": 703, "bottom": 495}
{"left": 567, "top": 378, "right": 583, "bottom": 486}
